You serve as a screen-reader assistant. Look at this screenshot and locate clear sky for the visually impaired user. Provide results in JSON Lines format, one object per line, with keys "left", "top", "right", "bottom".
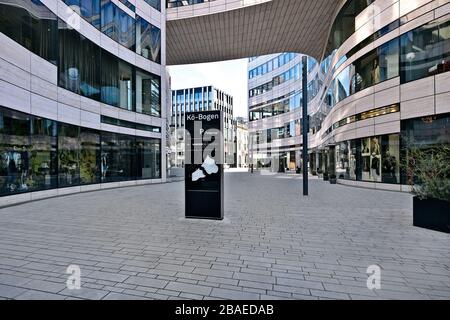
{"left": 167, "top": 59, "right": 249, "bottom": 119}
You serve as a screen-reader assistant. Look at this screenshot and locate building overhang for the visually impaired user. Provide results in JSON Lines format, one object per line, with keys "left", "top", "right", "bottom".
{"left": 166, "top": 0, "right": 346, "bottom": 65}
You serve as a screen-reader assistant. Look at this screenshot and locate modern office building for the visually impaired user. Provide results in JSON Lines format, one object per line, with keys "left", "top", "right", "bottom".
{"left": 169, "top": 86, "right": 235, "bottom": 167}
{"left": 1, "top": 0, "right": 449, "bottom": 207}
{"left": 247, "top": 53, "right": 320, "bottom": 172}
{"left": 0, "top": 0, "right": 167, "bottom": 205}
{"left": 235, "top": 117, "right": 249, "bottom": 169}
{"left": 242, "top": 0, "right": 449, "bottom": 190}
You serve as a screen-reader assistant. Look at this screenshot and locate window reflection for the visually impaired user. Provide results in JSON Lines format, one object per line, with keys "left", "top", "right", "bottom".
{"left": 58, "top": 123, "right": 80, "bottom": 187}
{"left": 335, "top": 134, "right": 400, "bottom": 184}
{"left": 401, "top": 16, "right": 450, "bottom": 83}
{"left": 0, "top": 107, "right": 161, "bottom": 196}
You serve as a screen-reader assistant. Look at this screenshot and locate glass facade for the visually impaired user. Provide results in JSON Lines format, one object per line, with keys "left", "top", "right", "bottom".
{"left": 248, "top": 53, "right": 299, "bottom": 79}
{"left": 400, "top": 16, "right": 450, "bottom": 83}
{"left": 322, "top": 105, "right": 400, "bottom": 138}
{"left": 0, "top": 2, "right": 162, "bottom": 116}
{"left": 167, "top": 0, "right": 209, "bottom": 8}
{"left": 146, "top": 0, "right": 161, "bottom": 11}
{"left": 249, "top": 78, "right": 320, "bottom": 121}
{"left": 335, "top": 134, "right": 400, "bottom": 184}
{"left": 0, "top": 0, "right": 59, "bottom": 65}
{"left": 401, "top": 113, "right": 450, "bottom": 184}
{"left": 0, "top": 107, "right": 161, "bottom": 197}
{"left": 249, "top": 64, "right": 301, "bottom": 97}
{"left": 80, "top": 128, "right": 101, "bottom": 185}
{"left": 327, "top": 38, "right": 400, "bottom": 108}
{"left": 324, "top": 0, "right": 374, "bottom": 58}
{"left": 58, "top": 123, "right": 81, "bottom": 187}
{"left": 136, "top": 16, "right": 161, "bottom": 64}
{"left": 253, "top": 120, "right": 302, "bottom": 143}
{"left": 2, "top": 0, "right": 161, "bottom": 64}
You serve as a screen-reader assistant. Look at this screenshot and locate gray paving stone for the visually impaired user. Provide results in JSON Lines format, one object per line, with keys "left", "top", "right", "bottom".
{"left": 205, "top": 276, "right": 239, "bottom": 286}
{"left": 15, "top": 290, "right": 65, "bottom": 300}
{"left": 238, "top": 280, "right": 273, "bottom": 290}
{"left": 145, "top": 292, "right": 170, "bottom": 300}
{"left": 59, "top": 288, "right": 109, "bottom": 300}
{"left": 0, "top": 274, "right": 30, "bottom": 287}
{"left": 0, "top": 173, "right": 449, "bottom": 300}
{"left": 273, "top": 285, "right": 310, "bottom": 296}
{"left": 87, "top": 270, "right": 129, "bottom": 283}
{"left": 20, "top": 279, "right": 66, "bottom": 293}
{"left": 310, "top": 289, "right": 350, "bottom": 300}
{"left": 120, "top": 288, "right": 146, "bottom": 296}
{"left": 192, "top": 268, "right": 234, "bottom": 279}
{"left": 180, "top": 292, "right": 204, "bottom": 300}
{"left": 0, "top": 284, "right": 27, "bottom": 299}
{"left": 165, "top": 281, "right": 212, "bottom": 296}
{"left": 276, "top": 278, "right": 324, "bottom": 290}
{"left": 211, "top": 288, "right": 260, "bottom": 300}
{"left": 0, "top": 258, "right": 29, "bottom": 267}
{"left": 124, "top": 276, "right": 168, "bottom": 289}
{"left": 103, "top": 292, "right": 149, "bottom": 300}
{"left": 233, "top": 272, "right": 276, "bottom": 284}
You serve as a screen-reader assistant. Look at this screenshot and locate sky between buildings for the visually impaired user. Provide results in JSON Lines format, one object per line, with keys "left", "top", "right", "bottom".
{"left": 167, "top": 59, "right": 249, "bottom": 119}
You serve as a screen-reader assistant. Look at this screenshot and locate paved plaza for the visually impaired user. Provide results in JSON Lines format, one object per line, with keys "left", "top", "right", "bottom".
{"left": 0, "top": 173, "right": 449, "bottom": 300}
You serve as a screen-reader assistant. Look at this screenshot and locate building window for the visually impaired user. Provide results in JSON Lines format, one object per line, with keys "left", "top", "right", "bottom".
{"left": 80, "top": 35, "right": 101, "bottom": 101}
{"left": 0, "top": 109, "right": 31, "bottom": 196}
{"left": 400, "top": 16, "right": 450, "bottom": 83}
{"left": 136, "top": 70, "right": 153, "bottom": 115}
{"left": 119, "top": 10, "right": 135, "bottom": 51}
{"left": 144, "top": 0, "right": 161, "bottom": 11}
{"left": 58, "top": 19, "right": 81, "bottom": 94}
{"left": 101, "top": 132, "right": 120, "bottom": 182}
{"left": 80, "top": 128, "right": 101, "bottom": 185}
{"left": 0, "top": 107, "right": 162, "bottom": 196}
{"left": 334, "top": 134, "right": 400, "bottom": 184}
{"left": 30, "top": 117, "right": 58, "bottom": 192}
{"left": 31, "top": 1, "right": 58, "bottom": 64}
{"left": 150, "top": 77, "right": 161, "bottom": 117}
{"left": 80, "top": 0, "right": 101, "bottom": 29}
{"left": 118, "top": 134, "right": 137, "bottom": 181}
{"left": 400, "top": 113, "right": 450, "bottom": 184}
{"left": 101, "top": 0, "right": 119, "bottom": 42}
{"left": 0, "top": 1, "right": 33, "bottom": 52}
{"left": 101, "top": 50, "right": 120, "bottom": 107}
{"left": 352, "top": 38, "right": 399, "bottom": 92}
{"left": 136, "top": 138, "right": 161, "bottom": 179}
{"left": 58, "top": 123, "right": 80, "bottom": 187}
{"left": 136, "top": 16, "right": 161, "bottom": 63}
{"left": 118, "top": 61, "right": 134, "bottom": 111}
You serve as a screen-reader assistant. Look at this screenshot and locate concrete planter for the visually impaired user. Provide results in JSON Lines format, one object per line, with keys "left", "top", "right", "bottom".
{"left": 413, "top": 197, "right": 450, "bottom": 233}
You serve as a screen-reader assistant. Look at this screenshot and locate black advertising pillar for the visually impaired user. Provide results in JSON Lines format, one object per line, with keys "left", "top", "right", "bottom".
{"left": 185, "top": 111, "right": 224, "bottom": 220}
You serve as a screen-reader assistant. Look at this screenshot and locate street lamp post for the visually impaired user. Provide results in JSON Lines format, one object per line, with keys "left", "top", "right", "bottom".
{"left": 302, "top": 56, "right": 309, "bottom": 196}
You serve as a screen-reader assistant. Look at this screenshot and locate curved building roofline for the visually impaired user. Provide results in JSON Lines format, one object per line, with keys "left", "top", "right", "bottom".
{"left": 166, "top": 0, "right": 347, "bottom": 65}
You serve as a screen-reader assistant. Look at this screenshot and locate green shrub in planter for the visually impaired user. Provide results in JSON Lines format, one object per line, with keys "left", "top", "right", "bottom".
{"left": 312, "top": 170, "right": 317, "bottom": 176}
{"left": 405, "top": 144, "right": 450, "bottom": 233}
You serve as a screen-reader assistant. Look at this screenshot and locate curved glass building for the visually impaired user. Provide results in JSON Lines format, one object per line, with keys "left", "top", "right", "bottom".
{"left": 0, "top": 0, "right": 167, "bottom": 204}
{"left": 247, "top": 0, "right": 450, "bottom": 191}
